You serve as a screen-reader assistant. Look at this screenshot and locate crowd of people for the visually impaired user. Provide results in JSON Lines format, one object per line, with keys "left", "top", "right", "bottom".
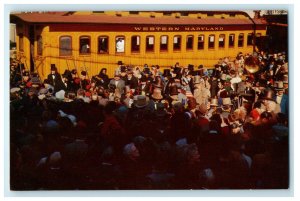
{"left": 10, "top": 51, "right": 289, "bottom": 190}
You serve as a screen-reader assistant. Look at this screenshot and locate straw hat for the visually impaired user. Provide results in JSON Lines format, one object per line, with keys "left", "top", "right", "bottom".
{"left": 274, "top": 81, "right": 284, "bottom": 91}
{"left": 222, "top": 97, "right": 232, "bottom": 106}
{"left": 210, "top": 98, "right": 218, "bottom": 107}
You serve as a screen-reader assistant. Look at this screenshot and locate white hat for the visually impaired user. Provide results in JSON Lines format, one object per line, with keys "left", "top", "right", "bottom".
{"left": 10, "top": 87, "right": 21, "bottom": 93}
{"left": 55, "top": 90, "right": 65, "bottom": 100}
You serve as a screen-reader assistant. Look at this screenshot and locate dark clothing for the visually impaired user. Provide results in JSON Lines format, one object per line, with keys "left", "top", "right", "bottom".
{"left": 125, "top": 76, "right": 139, "bottom": 90}
{"left": 47, "top": 73, "right": 62, "bottom": 89}
{"left": 210, "top": 79, "right": 218, "bottom": 98}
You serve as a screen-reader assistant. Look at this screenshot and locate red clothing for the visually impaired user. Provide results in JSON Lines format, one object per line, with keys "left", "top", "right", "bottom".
{"left": 100, "top": 115, "right": 123, "bottom": 138}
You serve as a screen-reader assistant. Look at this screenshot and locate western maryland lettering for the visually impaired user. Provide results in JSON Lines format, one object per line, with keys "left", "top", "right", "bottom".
{"left": 133, "top": 26, "right": 224, "bottom": 32}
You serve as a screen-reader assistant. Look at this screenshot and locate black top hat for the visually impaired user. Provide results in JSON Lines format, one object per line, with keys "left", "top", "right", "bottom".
{"left": 188, "top": 64, "right": 194, "bottom": 71}
{"left": 50, "top": 64, "right": 57, "bottom": 71}
{"left": 198, "top": 64, "right": 204, "bottom": 69}
{"left": 117, "top": 61, "right": 123, "bottom": 65}
{"left": 143, "top": 67, "right": 151, "bottom": 74}
{"left": 163, "top": 69, "right": 172, "bottom": 77}
{"left": 120, "top": 65, "right": 127, "bottom": 73}
{"left": 173, "top": 67, "right": 182, "bottom": 74}
{"left": 261, "top": 89, "right": 275, "bottom": 102}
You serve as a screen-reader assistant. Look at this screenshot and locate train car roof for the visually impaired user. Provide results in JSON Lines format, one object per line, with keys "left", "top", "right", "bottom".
{"left": 11, "top": 11, "right": 266, "bottom": 25}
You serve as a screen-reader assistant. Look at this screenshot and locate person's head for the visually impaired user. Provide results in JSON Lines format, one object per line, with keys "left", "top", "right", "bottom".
{"left": 114, "top": 74, "right": 120, "bottom": 81}
{"left": 91, "top": 92, "right": 98, "bottom": 101}
{"left": 100, "top": 68, "right": 107, "bottom": 75}
{"left": 23, "top": 72, "right": 30, "bottom": 82}
{"left": 218, "top": 81, "right": 224, "bottom": 89}
{"left": 123, "top": 143, "right": 140, "bottom": 161}
{"left": 81, "top": 71, "right": 87, "bottom": 79}
{"left": 260, "top": 111, "right": 273, "bottom": 124}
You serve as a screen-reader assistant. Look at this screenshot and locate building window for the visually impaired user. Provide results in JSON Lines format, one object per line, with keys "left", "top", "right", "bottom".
{"left": 131, "top": 35, "right": 140, "bottom": 52}
{"left": 173, "top": 35, "right": 181, "bottom": 51}
{"left": 146, "top": 36, "right": 155, "bottom": 52}
{"left": 247, "top": 33, "right": 253, "bottom": 46}
{"left": 229, "top": 34, "right": 235, "bottom": 48}
{"left": 238, "top": 33, "right": 244, "bottom": 47}
{"left": 98, "top": 36, "right": 109, "bottom": 54}
{"left": 19, "top": 34, "right": 24, "bottom": 52}
{"left": 219, "top": 34, "right": 225, "bottom": 48}
{"left": 79, "top": 36, "right": 91, "bottom": 54}
{"left": 37, "top": 35, "right": 43, "bottom": 55}
{"left": 186, "top": 35, "right": 194, "bottom": 50}
{"left": 208, "top": 35, "right": 215, "bottom": 49}
{"left": 59, "top": 36, "right": 72, "bottom": 56}
{"left": 198, "top": 35, "right": 204, "bottom": 50}
{"left": 160, "top": 35, "right": 168, "bottom": 51}
{"left": 116, "top": 36, "right": 125, "bottom": 53}
{"left": 129, "top": 11, "right": 139, "bottom": 15}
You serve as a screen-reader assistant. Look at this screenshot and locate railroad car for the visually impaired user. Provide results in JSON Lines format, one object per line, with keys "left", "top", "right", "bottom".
{"left": 10, "top": 11, "right": 267, "bottom": 79}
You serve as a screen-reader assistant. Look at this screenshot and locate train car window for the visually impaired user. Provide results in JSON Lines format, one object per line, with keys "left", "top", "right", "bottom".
{"left": 37, "top": 35, "right": 43, "bottom": 55}
{"left": 229, "top": 34, "right": 235, "bottom": 48}
{"left": 208, "top": 35, "right": 215, "bottom": 49}
{"left": 186, "top": 35, "right": 194, "bottom": 50}
{"left": 59, "top": 36, "right": 72, "bottom": 56}
{"left": 160, "top": 35, "right": 168, "bottom": 51}
{"left": 98, "top": 36, "right": 109, "bottom": 54}
{"left": 247, "top": 33, "right": 253, "bottom": 46}
{"left": 197, "top": 35, "right": 204, "bottom": 50}
{"left": 19, "top": 34, "right": 24, "bottom": 52}
{"left": 131, "top": 36, "right": 140, "bottom": 52}
{"left": 238, "top": 33, "right": 244, "bottom": 47}
{"left": 173, "top": 35, "right": 181, "bottom": 51}
{"left": 79, "top": 36, "right": 91, "bottom": 54}
{"left": 146, "top": 36, "right": 155, "bottom": 52}
{"left": 219, "top": 34, "right": 225, "bottom": 48}
{"left": 116, "top": 36, "right": 125, "bottom": 53}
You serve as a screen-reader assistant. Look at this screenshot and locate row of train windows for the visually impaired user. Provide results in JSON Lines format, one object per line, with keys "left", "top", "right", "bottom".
{"left": 19, "top": 33, "right": 258, "bottom": 56}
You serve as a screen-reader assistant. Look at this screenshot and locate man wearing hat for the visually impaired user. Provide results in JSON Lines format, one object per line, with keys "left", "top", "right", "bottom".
{"left": 125, "top": 70, "right": 138, "bottom": 91}
{"left": 207, "top": 98, "right": 219, "bottom": 119}
{"left": 47, "top": 64, "right": 61, "bottom": 88}
{"left": 221, "top": 97, "right": 233, "bottom": 119}
{"left": 135, "top": 76, "right": 151, "bottom": 96}
{"left": 274, "top": 81, "right": 288, "bottom": 115}
{"left": 109, "top": 72, "right": 125, "bottom": 94}
{"left": 55, "top": 71, "right": 72, "bottom": 92}
{"left": 148, "top": 88, "right": 164, "bottom": 112}
{"left": 260, "top": 89, "right": 281, "bottom": 117}
{"left": 195, "top": 103, "right": 209, "bottom": 134}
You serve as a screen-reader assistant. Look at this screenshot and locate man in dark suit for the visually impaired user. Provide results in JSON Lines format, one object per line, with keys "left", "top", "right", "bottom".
{"left": 55, "top": 72, "right": 72, "bottom": 92}
{"left": 47, "top": 64, "right": 61, "bottom": 90}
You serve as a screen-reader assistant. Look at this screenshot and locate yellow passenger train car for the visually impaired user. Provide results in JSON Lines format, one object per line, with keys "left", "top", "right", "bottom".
{"left": 10, "top": 11, "right": 267, "bottom": 79}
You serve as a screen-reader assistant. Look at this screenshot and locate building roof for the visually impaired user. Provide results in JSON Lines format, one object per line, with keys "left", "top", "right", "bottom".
{"left": 11, "top": 11, "right": 266, "bottom": 26}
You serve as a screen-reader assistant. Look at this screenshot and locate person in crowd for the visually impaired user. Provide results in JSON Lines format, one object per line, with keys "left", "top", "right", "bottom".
{"left": 9, "top": 51, "right": 289, "bottom": 190}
